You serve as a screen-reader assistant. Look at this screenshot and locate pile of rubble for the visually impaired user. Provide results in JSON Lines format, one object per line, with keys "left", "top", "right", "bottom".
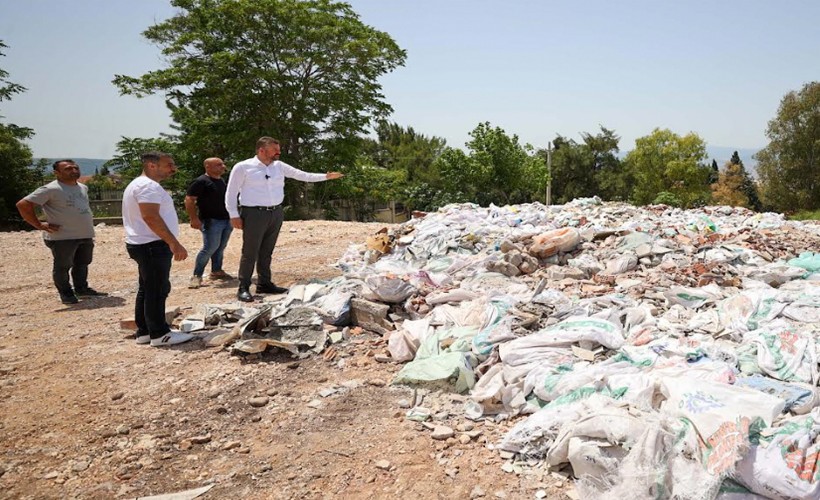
{"left": 175, "top": 199, "right": 820, "bottom": 499}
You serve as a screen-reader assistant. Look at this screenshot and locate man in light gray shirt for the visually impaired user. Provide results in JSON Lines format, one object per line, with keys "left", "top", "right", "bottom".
{"left": 16, "top": 159, "right": 107, "bottom": 304}
{"left": 225, "top": 137, "right": 344, "bottom": 302}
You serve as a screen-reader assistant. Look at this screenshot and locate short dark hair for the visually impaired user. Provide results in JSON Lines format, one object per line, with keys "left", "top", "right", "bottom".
{"left": 141, "top": 151, "right": 173, "bottom": 165}
{"left": 52, "top": 159, "right": 75, "bottom": 170}
{"left": 256, "top": 137, "right": 280, "bottom": 150}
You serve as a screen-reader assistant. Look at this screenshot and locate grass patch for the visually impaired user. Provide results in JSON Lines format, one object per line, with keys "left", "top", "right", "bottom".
{"left": 789, "top": 210, "right": 820, "bottom": 221}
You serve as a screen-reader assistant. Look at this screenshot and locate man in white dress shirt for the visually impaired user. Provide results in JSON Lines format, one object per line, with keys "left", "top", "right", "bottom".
{"left": 225, "top": 137, "right": 343, "bottom": 302}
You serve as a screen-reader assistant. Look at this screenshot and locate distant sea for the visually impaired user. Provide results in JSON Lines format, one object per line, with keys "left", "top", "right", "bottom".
{"left": 35, "top": 158, "right": 109, "bottom": 177}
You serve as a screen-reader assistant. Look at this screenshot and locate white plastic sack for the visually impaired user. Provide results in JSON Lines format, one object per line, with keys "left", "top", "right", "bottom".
{"left": 364, "top": 275, "right": 416, "bottom": 303}
{"left": 660, "top": 376, "right": 785, "bottom": 439}
{"left": 387, "top": 317, "right": 432, "bottom": 362}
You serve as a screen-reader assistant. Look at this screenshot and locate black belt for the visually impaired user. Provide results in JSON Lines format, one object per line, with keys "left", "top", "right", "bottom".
{"left": 242, "top": 205, "right": 281, "bottom": 211}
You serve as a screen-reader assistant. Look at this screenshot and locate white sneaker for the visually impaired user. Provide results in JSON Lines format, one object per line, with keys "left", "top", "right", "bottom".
{"left": 150, "top": 331, "right": 195, "bottom": 347}
{"left": 188, "top": 276, "right": 202, "bottom": 289}
{"left": 136, "top": 334, "right": 150, "bottom": 345}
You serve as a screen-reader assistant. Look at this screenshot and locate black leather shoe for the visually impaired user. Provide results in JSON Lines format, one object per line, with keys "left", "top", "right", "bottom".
{"left": 60, "top": 291, "right": 79, "bottom": 304}
{"left": 237, "top": 288, "right": 254, "bottom": 302}
{"left": 76, "top": 287, "right": 108, "bottom": 297}
{"left": 256, "top": 283, "right": 289, "bottom": 294}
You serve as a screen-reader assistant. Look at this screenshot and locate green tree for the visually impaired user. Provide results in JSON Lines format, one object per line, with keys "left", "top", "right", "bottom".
{"left": 113, "top": 0, "right": 406, "bottom": 210}
{"left": 105, "top": 136, "right": 197, "bottom": 217}
{"left": 729, "top": 150, "right": 762, "bottom": 211}
{"left": 545, "top": 126, "right": 625, "bottom": 203}
{"left": 465, "top": 122, "right": 544, "bottom": 205}
{"left": 433, "top": 147, "right": 488, "bottom": 203}
{"left": 711, "top": 162, "right": 751, "bottom": 207}
{"left": 625, "top": 128, "right": 712, "bottom": 208}
{"left": 756, "top": 82, "right": 820, "bottom": 212}
{"left": 0, "top": 41, "right": 46, "bottom": 226}
{"left": 363, "top": 121, "right": 446, "bottom": 185}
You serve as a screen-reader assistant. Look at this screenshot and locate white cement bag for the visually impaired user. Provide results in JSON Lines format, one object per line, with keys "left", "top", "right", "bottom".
{"left": 660, "top": 376, "right": 785, "bottom": 438}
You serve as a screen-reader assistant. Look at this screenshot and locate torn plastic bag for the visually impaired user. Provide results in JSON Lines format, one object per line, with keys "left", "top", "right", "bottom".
{"left": 745, "top": 322, "right": 819, "bottom": 384}
{"left": 788, "top": 252, "right": 820, "bottom": 273}
{"left": 664, "top": 283, "right": 723, "bottom": 309}
{"left": 387, "top": 317, "right": 433, "bottom": 362}
{"left": 364, "top": 275, "right": 416, "bottom": 303}
{"left": 499, "top": 317, "right": 624, "bottom": 368}
{"left": 311, "top": 289, "right": 352, "bottom": 326}
{"left": 392, "top": 351, "right": 475, "bottom": 393}
{"left": 499, "top": 391, "right": 625, "bottom": 458}
{"left": 734, "top": 408, "right": 820, "bottom": 500}
{"left": 734, "top": 375, "right": 819, "bottom": 415}
{"left": 659, "top": 376, "right": 785, "bottom": 439}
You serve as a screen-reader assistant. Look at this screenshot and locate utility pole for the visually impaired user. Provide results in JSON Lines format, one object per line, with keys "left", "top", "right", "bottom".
{"left": 545, "top": 141, "right": 552, "bottom": 206}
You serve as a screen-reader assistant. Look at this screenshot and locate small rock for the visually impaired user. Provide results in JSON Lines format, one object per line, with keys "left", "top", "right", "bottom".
{"left": 248, "top": 396, "right": 270, "bottom": 408}
{"left": 498, "top": 450, "right": 514, "bottom": 460}
{"left": 445, "top": 467, "right": 458, "bottom": 478}
{"left": 207, "top": 389, "right": 222, "bottom": 399}
{"left": 110, "top": 392, "right": 125, "bottom": 401}
{"left": 494, "top": 491, "right": 507, "bottom": 499}
{"left": 190, "top": 434, "right": 211, "bottom": 444}
{"left": 100, "top": 429, "right": 117, "bottom": 439}
{"left": 535, "top": 490, "right": 547, "bottom": 499}
{"left": 306, "top": 399, "right": 322, "bottom": 409}
{"left": 43, "top": 471, "right": 60, "bottom": 480}
{"left": 397, "top": 399, "right": 412, "bottom": 409}
{"left": 265, "top": 388, "right": 278, "bottom": 397}
{"left": 501, "top": 462, "right": 514, "bottom": 473}
{"left": 71, "top": 460, "right": 90, "bottom": 472}
{"left": 178, "top": 440, "right": 193, "bottom": 450}
{"left": 223, "top": 441, "right": 241, "bottom": 451}
{"left": 431, "top": 426, "right": 454, "bottom": 441}
{"left": 287, "top": 362, "right": 300, "bottom": 369}
{"left": 374, "top": 460, "right": 391, "bottom": 470}
{"left": 470, "top": 485, "right": 486, "bottom": 498}
{"left": 366, "top": 379, "right": 386, "bottom": 387}
{"left": 456, "top": 422, "right": 474, "bottom": 432}
{"left": 374, "top": 355, "right": 391, "bottom": 363}
{"left": 250, "top": 415, "right": 262, "bottom": 422}
{"left": 365, "top": 476, "right": 376, "bottom": 483}
{"left": 116, "top": 425, "right": 130, "bottom": 435}
{"left": 318, "top": 387, "right": 338, "bottom": 398}
{"left": 458, "top": 434, "right": 472, "bottom": 445}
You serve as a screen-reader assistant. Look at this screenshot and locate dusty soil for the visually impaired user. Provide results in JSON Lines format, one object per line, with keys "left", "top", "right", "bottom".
{"left": 0, "top": 221, "right": 567, "bottom": 499}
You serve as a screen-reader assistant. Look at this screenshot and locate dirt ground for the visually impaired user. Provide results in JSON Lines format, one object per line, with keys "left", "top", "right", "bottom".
{"left": 0, "top": 220, "right": 570, "bottom": 499}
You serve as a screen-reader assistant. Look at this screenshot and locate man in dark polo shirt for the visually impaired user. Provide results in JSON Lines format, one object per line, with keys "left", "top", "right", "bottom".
{"left": 184, "top": 157, "right": 233, "bottom": 288}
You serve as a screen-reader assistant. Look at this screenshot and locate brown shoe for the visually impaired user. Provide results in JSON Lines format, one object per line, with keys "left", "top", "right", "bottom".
{"left": 209, "top": 270, "right": 234, "bottom": 280}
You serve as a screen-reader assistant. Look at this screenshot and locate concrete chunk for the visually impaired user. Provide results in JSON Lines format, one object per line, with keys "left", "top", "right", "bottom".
{"left": 350, "top": 298, "right": 394, "bottom": 335}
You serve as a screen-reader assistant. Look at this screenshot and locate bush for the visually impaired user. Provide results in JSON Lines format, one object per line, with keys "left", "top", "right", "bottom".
{"left": 652, "top": 191, "right": 683, "bottom": 207}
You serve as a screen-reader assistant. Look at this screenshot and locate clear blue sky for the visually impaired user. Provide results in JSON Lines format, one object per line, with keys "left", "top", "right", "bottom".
{"left": 1, "top": 0, "right": 818, "bottom": 160}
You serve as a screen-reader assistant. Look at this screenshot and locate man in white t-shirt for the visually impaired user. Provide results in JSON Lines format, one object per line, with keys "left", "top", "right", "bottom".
{"left": 122, "top": 152, "right": 194, "bottom": 347}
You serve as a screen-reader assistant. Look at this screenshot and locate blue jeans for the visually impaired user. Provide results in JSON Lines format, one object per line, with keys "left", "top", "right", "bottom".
{"left": 193, "top": 218, "right": 233, "bottom": 277}
{"left": 126, "top": 240, "right": 172, "bottom": 338}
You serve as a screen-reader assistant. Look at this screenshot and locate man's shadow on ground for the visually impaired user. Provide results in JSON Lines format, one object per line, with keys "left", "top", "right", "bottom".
{"left": 56, "top": 295, "right": 126, "bottom": 312}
